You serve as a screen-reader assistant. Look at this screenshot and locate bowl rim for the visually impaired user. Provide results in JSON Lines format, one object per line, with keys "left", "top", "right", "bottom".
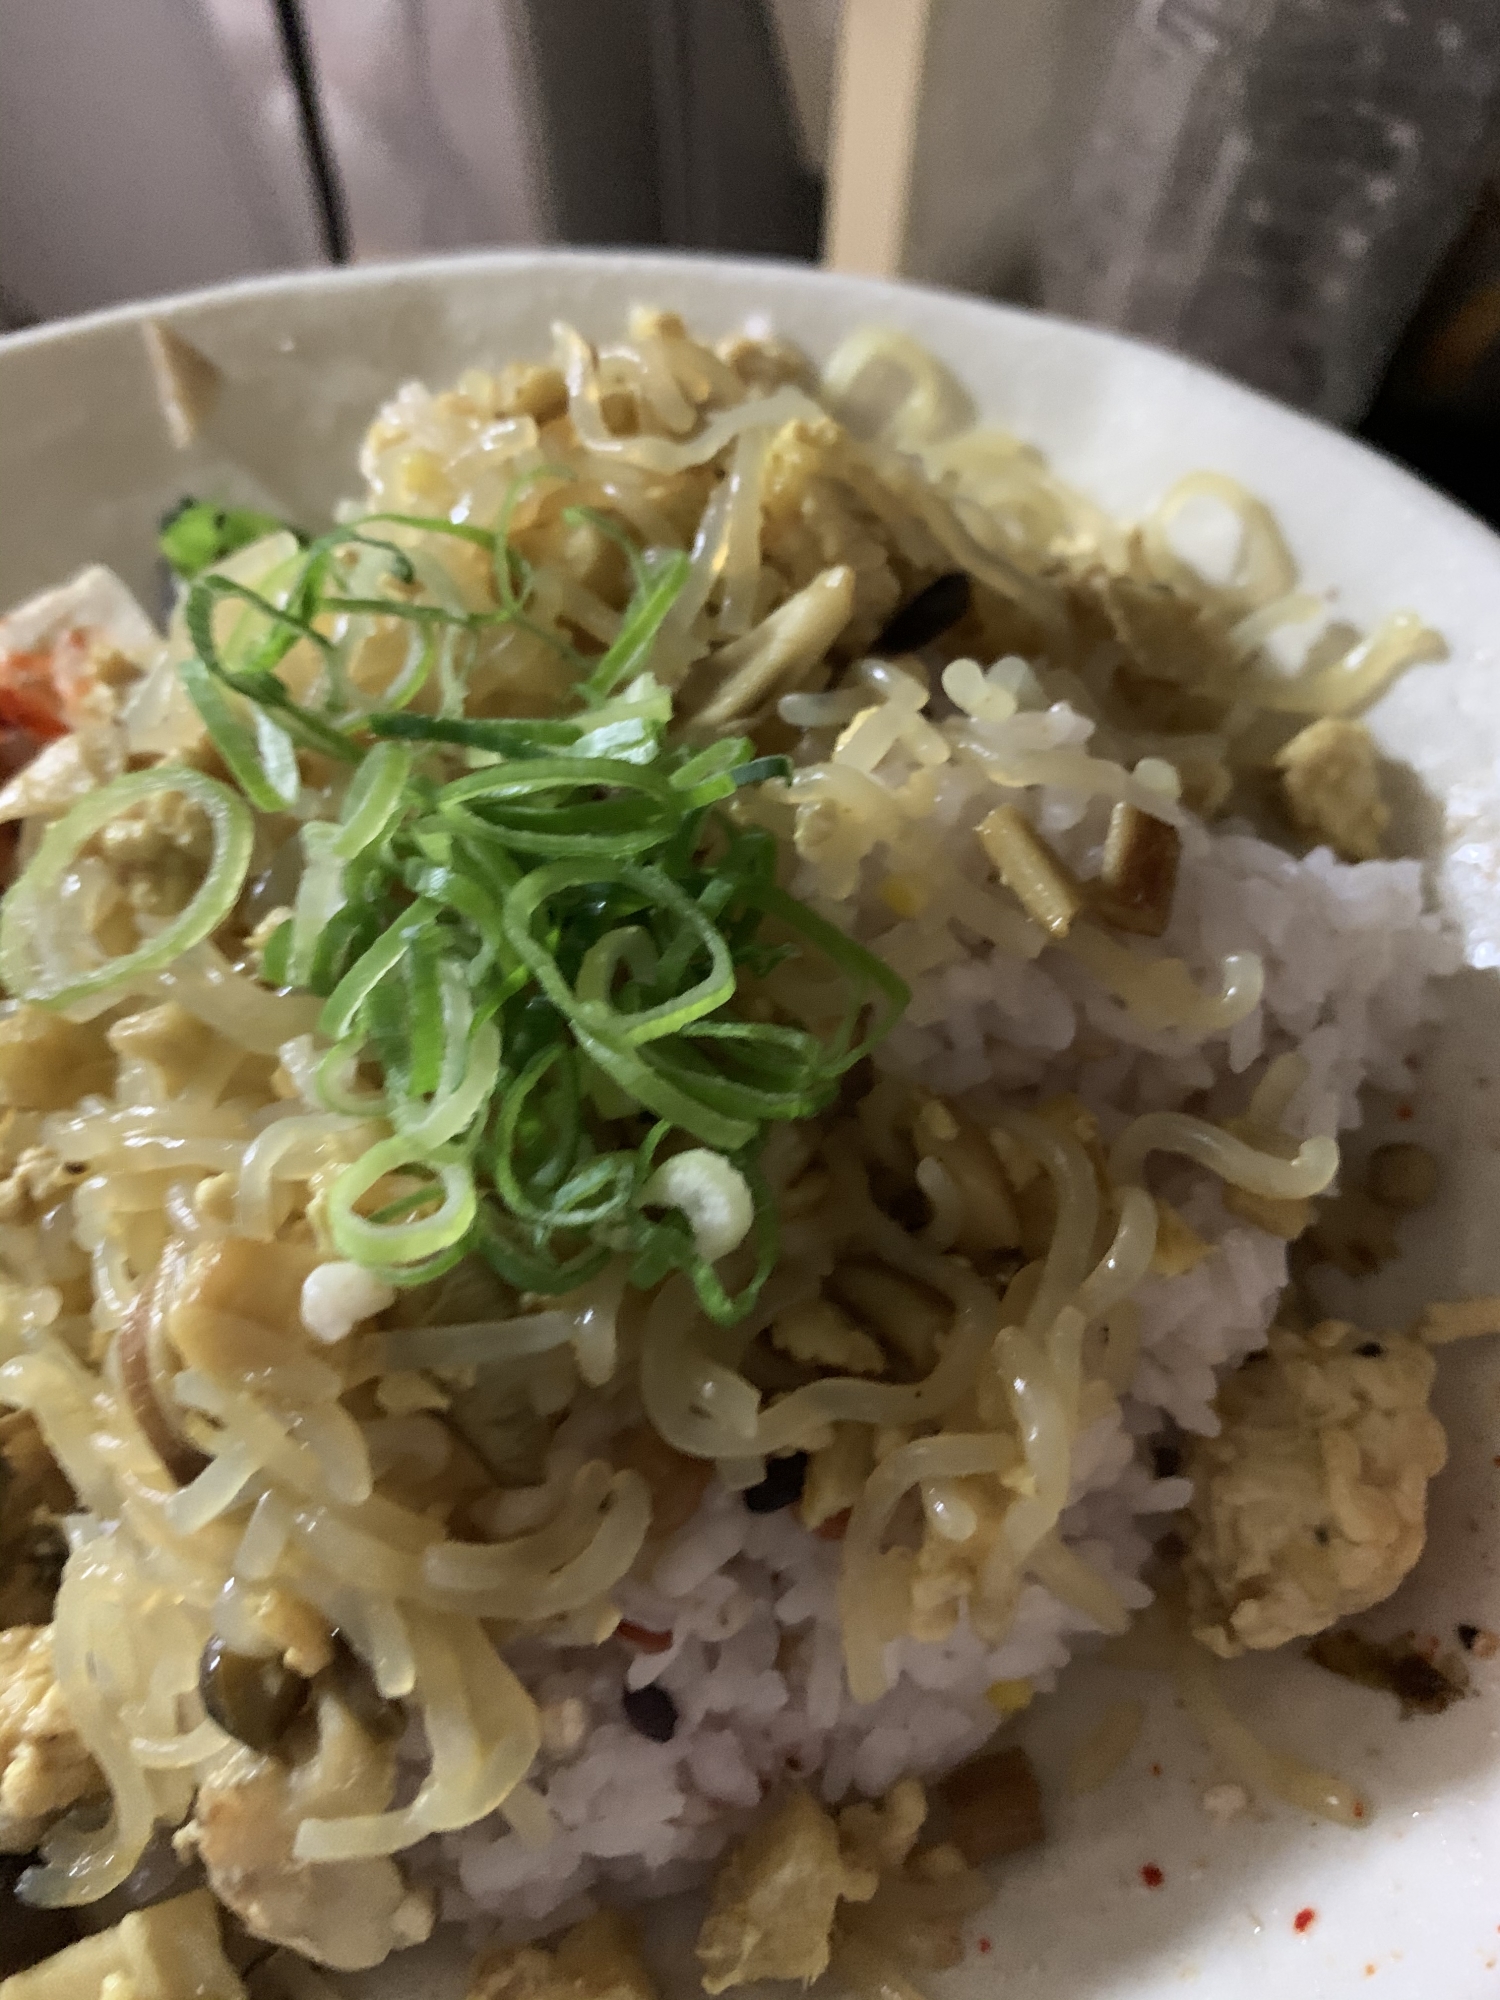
{"left": 4, "top": 244, "right": 1498, "bottom": 566}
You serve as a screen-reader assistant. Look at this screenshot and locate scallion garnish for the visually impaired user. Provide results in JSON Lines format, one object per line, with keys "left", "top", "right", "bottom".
{"left": 4, "top": 490, "right": 909, "bottom": 1322}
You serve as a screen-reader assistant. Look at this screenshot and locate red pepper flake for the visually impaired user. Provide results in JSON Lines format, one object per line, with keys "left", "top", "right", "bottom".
{"left": 1396, "top": 1103, "right": 1414, "bottom": 1121}
{"left": 1352, "top": 1800, "right": 1366, "bottom": 1820}
{"left": 1140, "top": 1863, "right": 1164, "bottom": 1889}
{"left": 616, "top": 1619, "right": 673, "bottom": 1653}
{"left": 1364, "top": 1965, "right": 1377, "bottom": 1978}
{"left": 814, "top": 1510, "right": 851, "bottom": 1541}
{"left": 1294, "top": 1908, "right": 1317, "bottom": 1934}
{"left": 977, "top": 1937, "right": 992, "bottom": 1955}
{"left": 1149, "top": 1761, "right": 1163, "bottom": 1777}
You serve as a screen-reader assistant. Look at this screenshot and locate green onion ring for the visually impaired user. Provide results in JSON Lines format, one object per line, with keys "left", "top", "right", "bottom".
{"left": 0, "top": 767, "right": 254, "bottom": 1011}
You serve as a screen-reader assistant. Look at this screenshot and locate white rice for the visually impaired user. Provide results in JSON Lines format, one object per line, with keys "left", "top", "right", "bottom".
{"left": 435, "top": 776, "right": 1458, "bottom": 1939}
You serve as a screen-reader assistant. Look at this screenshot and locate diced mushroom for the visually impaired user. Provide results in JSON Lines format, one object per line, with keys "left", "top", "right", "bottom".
{"left": 1096, "top": 801, "right": 1181, "bottom": 937}
{"left": 977, "top": 806, "right": 1083, "bottom": 939}
{"left": 933, "top": 1745, "right": 1045, "bottom": 1865}
{"left": 1365, "top": 1142, "right": 1438, "bottom": 1211}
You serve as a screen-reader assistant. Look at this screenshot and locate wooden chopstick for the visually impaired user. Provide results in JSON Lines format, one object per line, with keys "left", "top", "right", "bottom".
{"left": 823, "top": 0, "right": 935, "bottom": 278}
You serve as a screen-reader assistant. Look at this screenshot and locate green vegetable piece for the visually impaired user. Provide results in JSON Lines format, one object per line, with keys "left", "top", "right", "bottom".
{"left": 159, "top": 498, "right": 293, "bottom": 581}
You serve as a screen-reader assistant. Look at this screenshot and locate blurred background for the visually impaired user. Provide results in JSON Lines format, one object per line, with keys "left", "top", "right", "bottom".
{"left": 2, "top": 0, "right": 1498, "bottom": 525}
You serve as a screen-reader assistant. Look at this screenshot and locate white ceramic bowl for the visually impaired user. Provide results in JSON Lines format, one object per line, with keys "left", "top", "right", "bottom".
{"left": 3, "top": 253, "right": 1498, "bottom": 2000}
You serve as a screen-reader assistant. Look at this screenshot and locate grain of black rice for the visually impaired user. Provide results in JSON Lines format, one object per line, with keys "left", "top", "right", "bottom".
{"left": 743, "top": 1451, "right": 808, "bottom": 1514}
{"left": 876, "top": 572, "right": 971, "bottom": 654}
{"left": 622, "top": 1683, "right": 679, "bottom": 1743}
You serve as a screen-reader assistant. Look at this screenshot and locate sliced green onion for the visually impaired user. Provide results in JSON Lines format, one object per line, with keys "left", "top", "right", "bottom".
{"left": 577, "top": 550, "right": 692, "bottom": 703}
{"left": 159, "top": 499, "right": 294, "bottom": 581}
{"left": 333, "top": 743, "right": 413, "bottom": 860}
{"left": 327, "top": 1136, "right": 477, "bottom": 1270}
{"left": 0, "top": 768, "right": 253, "bottom": 1011}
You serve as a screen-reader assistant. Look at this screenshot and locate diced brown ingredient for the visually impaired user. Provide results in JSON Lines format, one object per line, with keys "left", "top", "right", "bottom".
{"left": 1365, "top": 1142, "right": 1439, "bottom": 1211}
{"left": 184, "top": 1687, "right": 432, "bottom": 1970}
{"left": 772, "top": 1299, "right": 886, "bottom": 1377}
{"left": 0, "top": 1887, "right": 245, "bottom": 2000}
{"left": 0, "top": 1412, "right": 72, "bottom": 1628}
{"left": 1303, "top": 1186, "right": 1400, "bottom": 1275}
{"left": 470, "top": 1911, "right": 658, "bottom": 2000}
{"left": 1151, "top": 1199, "right": 1212, "bottom": 1277}
{"left": 0, "top": 1007, "right": 113, "bottom": 1112}
{"left": 166, "top": 1236, "right": 321, "bottom": 1377}
{"left": 611, "top": 1424, "right": 714, "bottom": 1545}
{"left": 977, "top": 806, "right": 1083, "bottom": 939}
{"left": 1184, "top": 1320, "right": 1448, "bottom": 1656}
{"left": 0, "top": 1625, "right": 104, "bottom": 1852}
{"left": 1097, "top": 802, "right": 1181, "bottom": 937}
{"left": 695, "top": 1788, "right": 878, "bottom": 1993}
{"left": 933, "top": 1745, "right": 1045, "bottom": 1866}
{"left": 1419, "top": 1296, "right": 1500, "bottom": 1345}
{"left": 1274, "top": 717, "right": 1389, "bottom": 862}
{"left": 1305, "top": 1627, "right": 1469, "bottom": 1716}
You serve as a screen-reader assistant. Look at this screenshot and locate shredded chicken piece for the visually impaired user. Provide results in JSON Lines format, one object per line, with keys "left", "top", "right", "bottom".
{"left": 834, "top": 1780, "right": 988, "bottom": 1982}
{"left": 1184, "top": 1320, "right": 1447, "bottom": 1656}
{"left": 0, "top": 1412, "right": 72, "bottom": 1627}
{"left": 167, "top": 1236, "right": 321, "bottom": 1377}
{"left": 772, "top": 1298, "right": 886, "bottom": 1377}
{"left": 695, "top": 1787, "right": 878, "bottom": 1993}
{"left": 183, "top": 1688, "right": 432, "bottom": 1970}
{"left": 469, "top": 1910, "right": 657, "bottom": 2000}
{"left": 837, "top": 1776, "right": 927, "bottom": 1875}
{"left": 1150, "top": 1199, "right": 1212, "bottom": 1277}
{"left": 1274, "top": 717, "right": 1389, "bottom": 862}
{"left": 106, "top": 1002, "right": 226, "bottom": 1099}
{"left": 0, "top": 1625, "right": 104, "bottom": 1852}
{"left": 758, "top": 421, "right": 918, "bottom": 655}
{"left": 0, "top": 1006, "right": 114, "bottom": 1113}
